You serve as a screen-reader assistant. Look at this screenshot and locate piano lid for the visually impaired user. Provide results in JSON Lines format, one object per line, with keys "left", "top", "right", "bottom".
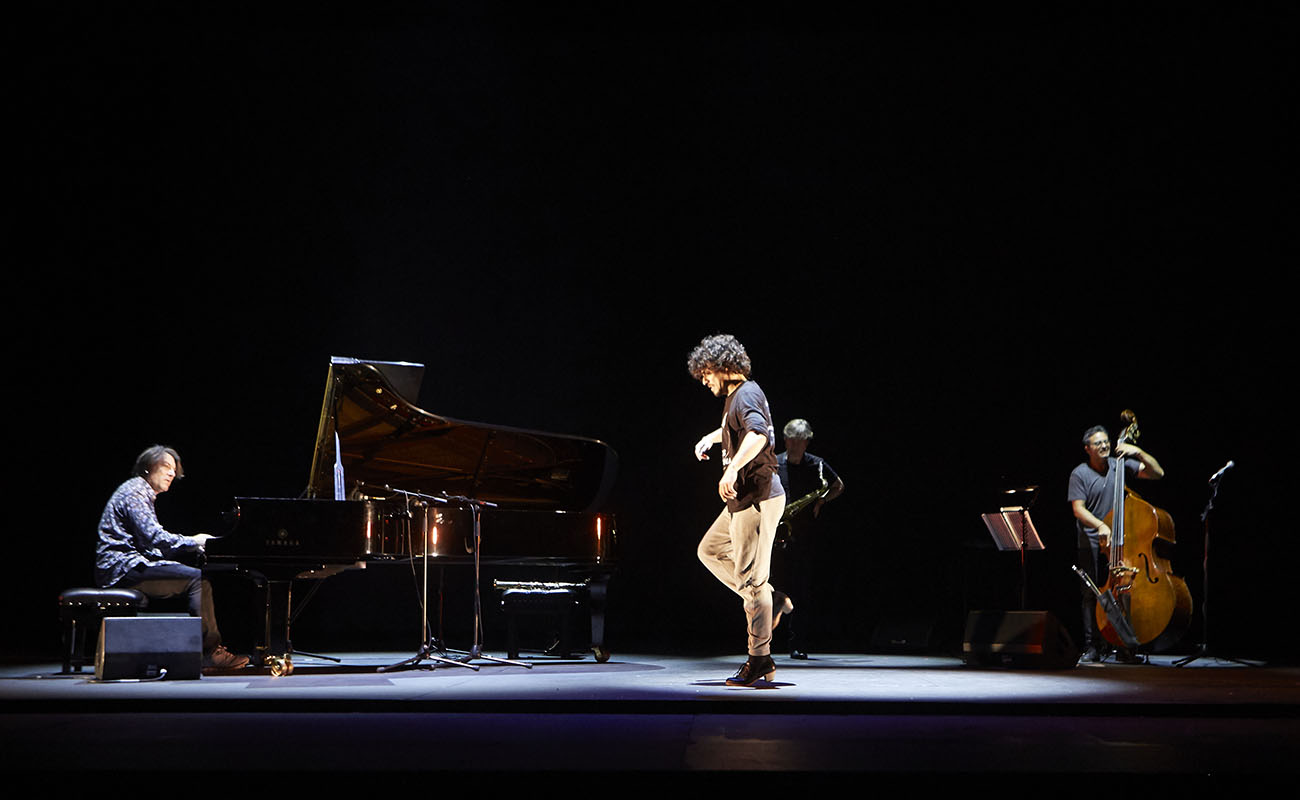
{"left": 305, "top": 357, "right": 618, "bottom": 512}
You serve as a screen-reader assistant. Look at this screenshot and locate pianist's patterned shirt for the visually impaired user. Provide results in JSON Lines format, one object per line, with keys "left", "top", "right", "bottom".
{"left": 95, "top": 476, "right": 199, "bottom": 588}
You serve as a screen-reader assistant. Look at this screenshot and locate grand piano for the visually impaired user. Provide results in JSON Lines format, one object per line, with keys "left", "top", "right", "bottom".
{"left": 205, "top": 357, "right": 618, "bottom": 669}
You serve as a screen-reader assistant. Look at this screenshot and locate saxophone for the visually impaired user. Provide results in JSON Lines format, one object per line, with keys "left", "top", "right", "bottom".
{"left": 777, "top": 459, "right": 829, "bottom": 544}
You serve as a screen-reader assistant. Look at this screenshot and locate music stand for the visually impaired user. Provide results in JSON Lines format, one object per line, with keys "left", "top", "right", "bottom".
{"left": 980, "top": 500, "right": 1044, "bottom": 610}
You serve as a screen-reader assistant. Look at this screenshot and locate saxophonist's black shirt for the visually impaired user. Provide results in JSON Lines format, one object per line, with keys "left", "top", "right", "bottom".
{"left": 777, "top": 451, "right": 840, "bottom": 506}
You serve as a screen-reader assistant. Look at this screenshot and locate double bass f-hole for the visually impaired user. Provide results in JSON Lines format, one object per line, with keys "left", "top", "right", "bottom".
{"left": 1140, "top": 552, "right": 1160, "bottom": 584}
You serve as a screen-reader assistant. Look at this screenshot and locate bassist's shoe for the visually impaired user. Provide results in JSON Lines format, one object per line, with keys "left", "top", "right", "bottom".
{"left": 1114, "top": 648, "right": 1144, "bottom": 664}
{"left": 726, "top": 654, "right": 776, "bottom": 686}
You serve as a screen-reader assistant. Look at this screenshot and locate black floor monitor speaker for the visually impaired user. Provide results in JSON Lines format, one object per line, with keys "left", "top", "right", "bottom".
{"left": 963, "top": 610, "right": 1079, "bottom": 669}
{"left": 95, "top": 616, "right": 203, "bottom": 680}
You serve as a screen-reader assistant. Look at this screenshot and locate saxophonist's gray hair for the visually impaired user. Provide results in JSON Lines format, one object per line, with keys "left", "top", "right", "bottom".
{"left": 782, "top": 419, "right": 814, "bottom": 440}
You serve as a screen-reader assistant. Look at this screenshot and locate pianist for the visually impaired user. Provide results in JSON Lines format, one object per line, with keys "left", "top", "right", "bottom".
{"left": 95, "top": 445, "right": 249, "bottom": 672}
{"left": 689, "top": 334, "right": 790, "bottom": 687}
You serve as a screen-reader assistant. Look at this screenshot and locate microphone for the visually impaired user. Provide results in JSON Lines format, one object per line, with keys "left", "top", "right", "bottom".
{"left": 1209, "top": 460, "right": 1234, "bottom": 483}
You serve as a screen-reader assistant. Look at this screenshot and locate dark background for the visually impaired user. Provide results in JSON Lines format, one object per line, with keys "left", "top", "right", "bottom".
{"left": 13, "top": 10, "right": 1293, "bottom": 663}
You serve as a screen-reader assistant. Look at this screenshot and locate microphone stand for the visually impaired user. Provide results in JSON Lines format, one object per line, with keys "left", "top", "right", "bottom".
{"left": 443, "top": 494, "right": 532, "bottom": 669}
{"left": 1174, "top": 465, "right": 1256, "bottom": 667}
{"left": 380, "top": 488, "right": 477, "bottom": 672}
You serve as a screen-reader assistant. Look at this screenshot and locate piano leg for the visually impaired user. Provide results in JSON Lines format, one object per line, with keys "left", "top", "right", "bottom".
{"left": 589, "top": 576, "right": 610, "bottom": 663}
{"left": 252, "top": 575, "right": 344, "bottom": 675}
{"left": 255, "top": 578, "right": 293, "bottom": 671}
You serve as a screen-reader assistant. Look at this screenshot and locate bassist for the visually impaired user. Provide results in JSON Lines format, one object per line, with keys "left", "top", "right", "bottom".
{"left": 1068, "top": 425, "right": 1165, "bottom": 662}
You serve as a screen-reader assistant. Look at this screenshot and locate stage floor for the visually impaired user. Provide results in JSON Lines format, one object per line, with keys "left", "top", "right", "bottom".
{"left": 2, "top": 651, "right": 1297, "bottom": 781}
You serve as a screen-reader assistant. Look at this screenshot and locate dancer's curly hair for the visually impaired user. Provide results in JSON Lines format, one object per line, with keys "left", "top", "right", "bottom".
{"left": 687, "top": 334, "right": 752, "bottom": 380}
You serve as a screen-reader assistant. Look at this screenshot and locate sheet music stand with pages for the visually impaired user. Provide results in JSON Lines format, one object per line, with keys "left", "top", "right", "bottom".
{"left": 980, "top": 506, "right": 1044, "bottom": 609}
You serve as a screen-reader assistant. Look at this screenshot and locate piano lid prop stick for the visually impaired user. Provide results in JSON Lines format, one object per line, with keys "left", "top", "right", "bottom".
{"left": 333, "top": 432, "right": 345, "bottom": 501}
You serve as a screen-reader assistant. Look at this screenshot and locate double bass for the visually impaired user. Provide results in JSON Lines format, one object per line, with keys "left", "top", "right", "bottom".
{"left": 1094, "top": 410, "right": 1193, "bottom": 652}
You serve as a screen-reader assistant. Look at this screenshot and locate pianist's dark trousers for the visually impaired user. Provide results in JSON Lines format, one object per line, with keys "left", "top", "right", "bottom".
{"left": 113, "top": 563, "right": 223, "bottom": 654}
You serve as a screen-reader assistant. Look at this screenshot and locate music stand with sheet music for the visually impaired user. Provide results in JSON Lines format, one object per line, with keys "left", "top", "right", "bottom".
{"left": 980, "top": 504, "right": 1044, "bottom": 609}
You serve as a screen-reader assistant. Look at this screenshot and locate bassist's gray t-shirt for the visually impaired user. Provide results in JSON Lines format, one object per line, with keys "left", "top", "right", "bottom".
{"left": 1068, "top": 456, "right": 1140, "bottom": 542}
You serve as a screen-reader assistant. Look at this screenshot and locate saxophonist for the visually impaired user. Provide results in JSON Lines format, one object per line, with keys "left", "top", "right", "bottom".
{"left": 775, "top": 419, "right": 845, "bottom": 659}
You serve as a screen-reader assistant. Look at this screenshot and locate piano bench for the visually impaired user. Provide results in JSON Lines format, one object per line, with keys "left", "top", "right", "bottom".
{"left": 57, "top": 587, "right": 148, "bottom": 674}
{"left": 496, "top": 582, "right": 585, "bottom": 660}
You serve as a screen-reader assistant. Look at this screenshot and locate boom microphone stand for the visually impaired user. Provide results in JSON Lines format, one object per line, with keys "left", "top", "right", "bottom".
{"left": 380, "top": 488, "right": 477, "bottom": 672}
{"left": 1175, "top": 461, "right": 1257, "bottom": 667}
{"left": 444, "top": 495, "right": 532, "bottom": 669}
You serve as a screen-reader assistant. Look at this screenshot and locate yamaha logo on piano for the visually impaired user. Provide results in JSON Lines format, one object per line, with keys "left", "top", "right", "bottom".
{"left": 266, "top": 527, "right": 302, "bottom": 548}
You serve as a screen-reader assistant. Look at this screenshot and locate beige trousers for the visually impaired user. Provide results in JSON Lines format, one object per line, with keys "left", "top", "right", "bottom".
{"left": 697, "top": 495, "right": 787, "bottom": 657}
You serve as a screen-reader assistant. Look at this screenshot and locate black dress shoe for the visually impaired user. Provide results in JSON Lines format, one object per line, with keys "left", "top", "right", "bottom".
{"left": 726, "top": 654, "right": 776, "bottom": 686}
{"left": 790, "top": 649, "right": 809, "bottom": 660}
{"left": 1114, "top": 648, "right": 1144, "bottom": 664}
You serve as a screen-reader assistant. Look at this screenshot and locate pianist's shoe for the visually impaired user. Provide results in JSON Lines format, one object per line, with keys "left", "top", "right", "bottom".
{"left": 726, "top": 654, "right": 776, "bottom": 687}
{"left": 203, "top": 645, "right": 250, "bottom": 673}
